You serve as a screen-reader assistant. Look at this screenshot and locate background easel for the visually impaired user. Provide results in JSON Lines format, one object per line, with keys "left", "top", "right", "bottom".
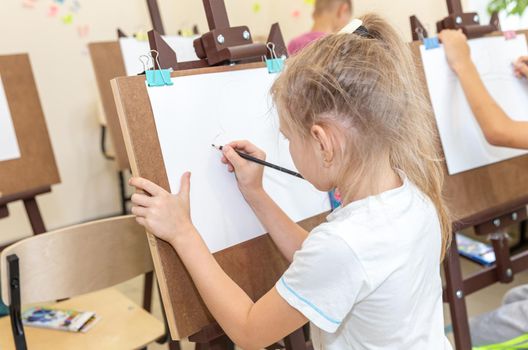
{"left": 89, "top": 3, "right": 184, "bottom": 349}
{"left": 112, "top": 1, "right": 317, "bottom": 348}
{"left": 0, "top": 54, "right": 61, "bottom": 249}
{"left": 410, "top": 2, "right": 528, "bottom": 348}
{"left": 410, "top": 0, "right": 500, "bottom": 41}
{"left": 91, "top": 0, "right": 201, "bottom": 216}
{"left": 90, "top": 0, "right": 168, "bottom": 216}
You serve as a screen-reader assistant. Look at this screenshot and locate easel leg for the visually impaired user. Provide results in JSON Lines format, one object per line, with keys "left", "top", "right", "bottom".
{"left": 284, "top": 327, "right": 308, "bottom": 350}
{"left": 22, "top": 197, "right": 46, "bottom": 234}
{"left": 118, "top": 170, "right": 128, "bottom": 215}
{"left": 513, "top": 219, "right": 528, "bottom": 251}
{"left": 444, "top": 237, "right": 472, "bottom": 349}
{"left": 490, "top": 232, "right": 514, "bottom": 283}
{"left": 194, "top": 336, "right": 234, "bottom": 350}
{"left": 168, "top": 340, "right": 181, "bottom": 350}
{"left": 152, "top": 278, "right": 181, "bottom": 350}
{"left": 0, "top": 204, "right": 9, "bottom": 219}
{"left": 143, "top": 271, "right": 154, "bottom": 312}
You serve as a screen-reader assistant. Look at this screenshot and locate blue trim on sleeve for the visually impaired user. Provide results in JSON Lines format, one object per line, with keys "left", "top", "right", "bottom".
{"left": 280, "top": 277, "right": 340, "bottom": 325}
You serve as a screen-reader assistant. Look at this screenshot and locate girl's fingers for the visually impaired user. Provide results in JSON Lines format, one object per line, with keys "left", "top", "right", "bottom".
{"left": 129, "top": 177, "right": 164, "bottom": 196}
{"left": 228, "top": 140, "right": 257, "bottom": 153}
{"left": 131, "top": 205, "right": 148, "bottom": 217}
{"left": 222, "top": 145, "right": 246, "bottom": 169}
{"left": 514, "top": 61, "right": 528, "bottom": 78}
{"left": 131, "top": 193, "right": 153, "bottom": 207}
{"left": 178, "top": 172, "right": 191, "bottom": 202}
{"left": 228, "top": 140, "right": 265, "bottom": 159}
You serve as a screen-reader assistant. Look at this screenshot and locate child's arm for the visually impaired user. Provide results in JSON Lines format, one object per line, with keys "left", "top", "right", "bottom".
{"left": 221, "top": 141, "right": 311, "bottom": 262}
{"left": 438, "top": 30, "right": 528, "bottom": 149}
{"left": 129, "top": 176, "right": 308, "bottom": 349}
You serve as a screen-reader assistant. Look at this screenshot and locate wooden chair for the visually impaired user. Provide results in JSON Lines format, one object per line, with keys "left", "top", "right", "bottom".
{"left": 0, "top": 215, "right": 165, "bottom": 350}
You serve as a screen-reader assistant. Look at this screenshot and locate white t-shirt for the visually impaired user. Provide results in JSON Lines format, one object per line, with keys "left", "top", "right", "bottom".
{"left": 276, "top": 175, "right": 452, "bottom": 349}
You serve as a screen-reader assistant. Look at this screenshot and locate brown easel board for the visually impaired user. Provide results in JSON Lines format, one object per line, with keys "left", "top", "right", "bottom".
{"left": 410, "top": 30, "right": 528, "bottom": 223}
{"left": 0, "top": 54, "right": 60, "bottom": 198}
{"left": 88, "top": 42, "right": 130, "bottom": 171}
{"left": 112, "top": 62, "right": 327, "bottom": 339}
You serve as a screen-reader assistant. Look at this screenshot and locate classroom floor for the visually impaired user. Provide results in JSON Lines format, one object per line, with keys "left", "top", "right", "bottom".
{"left": 114, "top": 256, "right": 528, "bottom": 349}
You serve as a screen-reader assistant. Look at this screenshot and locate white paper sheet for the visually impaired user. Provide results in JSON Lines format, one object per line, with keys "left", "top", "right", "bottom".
{"left": 420, "top": 35, "right": 528, "bottom": 175}
{"left": 119, "top": 36, "right": 199, "bottom": 76}
{"left": 146, "top": 68, "right": 331, "bottom": 253}
{"left": 0, "top": 75, "right": 21, "bottom": 162}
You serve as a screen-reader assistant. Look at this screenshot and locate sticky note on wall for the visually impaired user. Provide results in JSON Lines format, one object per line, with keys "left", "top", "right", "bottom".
{"left": 62, "top": 13, "right": 73, "bottom": 24}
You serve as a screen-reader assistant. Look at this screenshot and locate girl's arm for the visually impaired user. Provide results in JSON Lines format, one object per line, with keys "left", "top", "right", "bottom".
{"left": 438, "top": 30, "right": 528, "bottom": 149}
{"left": 222, "top": 141, "right": 311, "bottom": 261}
{"left": 241, "top": 188, "right": 310, "bottom": 262}
{"left": 130, "top": 176, "right": 308, "bottom": 349}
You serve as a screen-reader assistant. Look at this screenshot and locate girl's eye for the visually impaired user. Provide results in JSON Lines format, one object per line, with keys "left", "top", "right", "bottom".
{"left": 280, "top": 132, "right": 289, "bottom": 141}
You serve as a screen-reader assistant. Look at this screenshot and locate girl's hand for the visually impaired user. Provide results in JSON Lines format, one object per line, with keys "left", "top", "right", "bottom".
{"left": 221, "top": 141, "right": 265, "bottom": 199}
{"left": 129, "top": 173, "right": 194, "bottom": 247}
{"left": 438, "top": 29, "right": 472, "bottom": 74}
{"left": 514, "top": 56, "right": 528, "bottom": 79}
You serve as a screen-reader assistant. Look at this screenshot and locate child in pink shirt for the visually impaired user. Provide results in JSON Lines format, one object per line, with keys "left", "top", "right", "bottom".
{"left": 288, "top": 0, "right": 353, "bottom": 55}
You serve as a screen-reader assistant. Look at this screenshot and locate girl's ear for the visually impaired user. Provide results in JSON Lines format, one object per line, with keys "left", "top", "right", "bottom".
{"left": 310, "top": 124, "right": 334, "bottom": 167}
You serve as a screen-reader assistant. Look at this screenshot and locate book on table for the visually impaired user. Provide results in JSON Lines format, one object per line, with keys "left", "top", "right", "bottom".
{"left": 22, "top": 307, "right": 100, "bottom": 333}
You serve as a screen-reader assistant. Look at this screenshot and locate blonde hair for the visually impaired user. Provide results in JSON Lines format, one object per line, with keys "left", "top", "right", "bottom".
{"left": 314, "top": 0, "right": 353, "bottom": 16}
{"left": 272, "top": 14, "right": 451, "bottom": 260}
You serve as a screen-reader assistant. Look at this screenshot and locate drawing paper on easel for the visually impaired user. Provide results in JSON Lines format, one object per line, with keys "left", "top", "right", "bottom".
{"left": 146, "top": 67, "right": 331, "bottom": 253}
{"left": 421, "top": 35, "right": 528, "bottom": 175}
{"left": 0, "top": 75, "right": 21, "bottom": 162}
{"left": 119, "top": 36, "right": 199, "bottom": 76}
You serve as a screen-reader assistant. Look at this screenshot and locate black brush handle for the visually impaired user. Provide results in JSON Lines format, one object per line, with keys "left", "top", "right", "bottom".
{"left": 235, "top": 151, "right": 304, "bottom": 179}
{"left": 216, "top": 145, "right": 304, "bottom": 179}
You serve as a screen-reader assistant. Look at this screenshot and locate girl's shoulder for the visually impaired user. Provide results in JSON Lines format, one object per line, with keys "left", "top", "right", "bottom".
{"left": 310, "top": 181, "right": 441, "bottom": 270}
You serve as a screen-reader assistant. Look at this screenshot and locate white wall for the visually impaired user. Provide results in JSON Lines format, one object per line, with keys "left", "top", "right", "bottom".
{"left": 0, "top": 0, "right": 452, "bottom": 244}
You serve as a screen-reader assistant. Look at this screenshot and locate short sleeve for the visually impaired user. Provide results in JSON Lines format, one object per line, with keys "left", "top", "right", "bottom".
{"left": 275, "top": 230, "right": 370, "bottom": 333}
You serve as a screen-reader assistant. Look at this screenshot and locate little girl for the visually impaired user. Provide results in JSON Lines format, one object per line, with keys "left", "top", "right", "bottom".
{"left": 130, "top": 14, "right": 452, "bottom": 349}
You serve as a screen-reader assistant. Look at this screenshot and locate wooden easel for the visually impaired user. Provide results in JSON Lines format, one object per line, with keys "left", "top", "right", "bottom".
{"left": 0, "top": 54, "right": 60, "bottom": 248}
{"left": 410, "top": 2, "right": 528, "bottom": 349}
{"left": 112, "top": 1, "right": 317, "bottom": 348}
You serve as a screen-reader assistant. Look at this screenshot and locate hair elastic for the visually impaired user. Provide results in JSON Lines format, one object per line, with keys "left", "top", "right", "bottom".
{"left": 339, "top": 19, "right": 373, "bottom": 38}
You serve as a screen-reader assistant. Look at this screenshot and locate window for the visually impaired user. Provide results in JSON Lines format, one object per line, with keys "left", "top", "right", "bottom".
{"left": 467, "top": 0, "right": 528, "bottom": 30}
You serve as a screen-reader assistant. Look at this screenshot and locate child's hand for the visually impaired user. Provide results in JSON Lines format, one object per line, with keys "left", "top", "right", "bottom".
{"left": 514, "top": 56, "right": 528, "bottom": 79}
{"left": 221, "top": 141, "right": 265, "bottom": 199}
{"left": 438, "top": 29, "right": 472, "bottom": 74}
{"left": 129, "top": 173, "right": 194, "bottom": 247}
